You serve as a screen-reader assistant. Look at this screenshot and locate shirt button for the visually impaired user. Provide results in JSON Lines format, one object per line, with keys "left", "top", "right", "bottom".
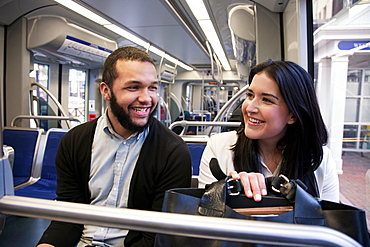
{"left": 113, "top": 187, "right": 117, "bottom": 191}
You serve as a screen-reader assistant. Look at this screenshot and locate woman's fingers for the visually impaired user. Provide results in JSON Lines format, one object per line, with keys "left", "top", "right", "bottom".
{"left": 229, "top": 171, "right": 267, "bottom": 202}
{"left": 229, "top": 171, "right": 240, "bottom": 180}
{"left": 237, "top": 172, "right": 252, "bottom": 198}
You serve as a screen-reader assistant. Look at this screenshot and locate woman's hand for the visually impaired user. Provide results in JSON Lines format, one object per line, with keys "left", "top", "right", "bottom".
{"left": 229, "top": 171, "right": 267, "bottom": 202}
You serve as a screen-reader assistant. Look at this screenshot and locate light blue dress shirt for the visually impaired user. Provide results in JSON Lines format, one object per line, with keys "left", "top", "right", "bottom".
{"left": 79, "top": 112, "right": 149, "bottom": 247}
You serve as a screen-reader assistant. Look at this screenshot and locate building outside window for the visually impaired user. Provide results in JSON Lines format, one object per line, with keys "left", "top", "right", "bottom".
{"left": 313, "top": 0, "right": 370, "bottom": 168}
{"left": 68, "top": 68, "right": 86, "bottom": 125}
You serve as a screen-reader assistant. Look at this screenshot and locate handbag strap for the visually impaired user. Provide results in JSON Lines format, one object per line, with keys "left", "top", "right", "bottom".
{"left": 209, "top": 158, "right": 279, "bottom": 196}
{"left": 210, "top": 158, "right": 227, "bottom": 180}
{"left": 199, "top": 176, "right": 325, "bottom": 225}
{"left": 206, "top": 158, "right": 325, "bottom": 224}
{"left": 198, "top": 179, "right": 227, "bottom": 217}
{"left": 209, "top": 158, "right": 307, "bottom": 198}
{"left": 271, "top": 175, "right": 325, "bottom": 225}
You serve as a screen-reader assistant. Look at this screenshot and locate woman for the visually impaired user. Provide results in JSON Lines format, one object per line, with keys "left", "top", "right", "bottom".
{"left": 198, "top": 60, "right": 339, "bottom": 202}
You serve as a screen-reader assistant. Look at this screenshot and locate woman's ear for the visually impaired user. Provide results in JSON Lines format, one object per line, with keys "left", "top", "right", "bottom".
{"left": 100, "top": 82, "right": 111, "bottom": 101}
{"left": 288, "top": 114, "right": 297, "bottom": 124}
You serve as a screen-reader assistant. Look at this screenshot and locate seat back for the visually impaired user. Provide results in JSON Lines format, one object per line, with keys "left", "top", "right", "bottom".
{"left": 14, "top": 128, "right": 68, "bottom": 200}
{"left": 181, "top": 135, "right": 209, "bottom": 177}
{"left": 187, "top": 144, "right": 206, "bottom": 176}
{"left": 2, "top": 127, "right": 43, "bottom": 189}
{"left": 40, "top": 128, "right": 68, "bottom": 180}
{"left": 181, "top": 135, "right": 209, "bottom": 188}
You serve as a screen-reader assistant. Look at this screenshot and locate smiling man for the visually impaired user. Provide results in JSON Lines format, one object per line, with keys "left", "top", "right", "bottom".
{"left": 37, "top": 46, "right": 192, "bottom": 247}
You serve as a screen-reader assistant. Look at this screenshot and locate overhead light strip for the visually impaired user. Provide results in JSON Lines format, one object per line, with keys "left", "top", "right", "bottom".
{"left": 185, "top": 0, "right": 231, "bottom": 71}
{"left": 54, "top": 0, "right": 193, "bottom": 71}
{"left": 54, "top": 0, "right": 111, "bottom": 25}
{"left": 104, "top": 25, "right": 149, "bottom": 49}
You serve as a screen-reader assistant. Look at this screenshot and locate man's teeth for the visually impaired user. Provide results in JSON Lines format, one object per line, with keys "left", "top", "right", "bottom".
{"left": 250, "top": 118, "right": 263, "bottom": 123}
{"left": 134, "top": 108, "right": 147, "bottom": 112}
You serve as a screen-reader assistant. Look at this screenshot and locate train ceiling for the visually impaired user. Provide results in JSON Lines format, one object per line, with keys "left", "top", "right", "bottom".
{"left": 0, "top": 0, "right": 289, "bottom": 72}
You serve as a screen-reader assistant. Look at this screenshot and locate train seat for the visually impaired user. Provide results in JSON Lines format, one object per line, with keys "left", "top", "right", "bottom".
{"left": 14, "top": 128, "right": 68, "bottom": 200}
{"left": 182, "top": 135, "right": 209, "bottom": 177}
{"left": 2, "top": 127, "right": 44, "bottom": 189}
{"left": 181, "top": 135, "right": 209, "bottom": 188}
{"left": 188, "top": 143, "right": 206, "bottom": 188}
{"left": 193, "top": 114, "right": 211, "bottom": 133}
{"left": 187, "top": 144, "right": 206, "bottom": 176}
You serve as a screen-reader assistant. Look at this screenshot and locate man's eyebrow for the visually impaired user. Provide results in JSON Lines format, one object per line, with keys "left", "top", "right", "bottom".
{"left": 125, "top": 80, "right": 159, "bottom": 85}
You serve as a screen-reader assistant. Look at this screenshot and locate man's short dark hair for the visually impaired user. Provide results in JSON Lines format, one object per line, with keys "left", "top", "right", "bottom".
{"left": 102, "top": 46, "right": 155, "bottom": 88}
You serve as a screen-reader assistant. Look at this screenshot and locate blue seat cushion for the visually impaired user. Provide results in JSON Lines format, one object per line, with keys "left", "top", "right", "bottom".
{"left": 14, "top": 179, "right": 57, "bottom": 200}
{"left": 187, "top": 144, "right": 206, "bottom": 175}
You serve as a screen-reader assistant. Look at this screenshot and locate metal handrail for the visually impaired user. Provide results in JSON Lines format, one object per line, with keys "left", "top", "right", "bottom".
{"left": 169, "top": 92, "right": 185, "bottom": 121}
{"left": 213, "top": 84, "right": 248, "bottom": 122}
{"left": 30, "top": 82, "right": 72, "bottom": 128}
{"left": 11, "top": 115, "right": 81, "bottom": 128}
{"left": 169, "top": 121, "right": 241, "bottom": 135}
{"left": 0, "top": 195, "right": 361, "bottom": 247}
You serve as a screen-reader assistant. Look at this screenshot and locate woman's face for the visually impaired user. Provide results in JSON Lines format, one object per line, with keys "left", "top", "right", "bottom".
{"left": 242, "top": 71, "right": 296, "bottom": 145}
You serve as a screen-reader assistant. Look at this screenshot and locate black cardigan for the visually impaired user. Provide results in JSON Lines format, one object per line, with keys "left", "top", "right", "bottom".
{"left": 38, "top": 118, "right": 192, "bottom": 247}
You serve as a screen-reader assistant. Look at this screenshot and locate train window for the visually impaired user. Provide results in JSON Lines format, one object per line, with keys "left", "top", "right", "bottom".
{"left": 313, "top": 0, "right": 370, "bottom": 229}
{"left": 29, "top": 63, "right": 50, "bottom": 129}
{"left": 344, "top": 68, "right": 370, "bottom": 131}
{"left": 362, "top": 98, "right": 370, "bottom": 122}
{"left": 30, "top": 63, "right": 49, "bottom": 96}
{"left": 68, "top": 68, "right": 86, "bottom": 125}
{"left": 364, "top": 69, "right": 370, "bottom": 95}
{"left": 344, "top": 98, "right": 359, "bottom": 122}
{"left": 347, "top": 69, "right": 362, "bottom": 96}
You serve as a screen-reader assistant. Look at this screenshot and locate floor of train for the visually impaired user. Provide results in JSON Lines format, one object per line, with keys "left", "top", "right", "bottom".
{"left": 0, "top": 151, "right": 368, "bottom": 246}
{"left": 339, "top": 151, "right": 370, "bottom": 230}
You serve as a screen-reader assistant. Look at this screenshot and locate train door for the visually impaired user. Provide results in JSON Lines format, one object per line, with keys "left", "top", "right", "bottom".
{"left": 30, "top": 62, "right": 55, "bottom": 130}
{"left": 29, "top": 61, "right": 89, "bottom": 130}
{"left": 185, "top": 81, "right": 242, "bottom": 120}
{"left": 63, "top": 66, "right": 88, "bottom": 126}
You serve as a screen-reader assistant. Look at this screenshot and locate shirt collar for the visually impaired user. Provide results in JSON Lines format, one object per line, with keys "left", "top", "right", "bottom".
{"left": 258, "top": 155, "right": 282, "bottom": 176}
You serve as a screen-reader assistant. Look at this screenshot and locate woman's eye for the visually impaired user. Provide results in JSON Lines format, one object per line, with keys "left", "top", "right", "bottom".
{"left": 263, "top": 97, "right": 274, "bottom": 103}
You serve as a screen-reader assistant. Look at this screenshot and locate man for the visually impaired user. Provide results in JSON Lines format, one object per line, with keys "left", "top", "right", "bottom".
{"left": 37, "top": 46, "right": 192, "bottom": 247}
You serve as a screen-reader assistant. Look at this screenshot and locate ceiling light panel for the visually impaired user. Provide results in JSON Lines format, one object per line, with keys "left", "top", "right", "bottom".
{"left": 54, "top": 0, "right": 111, "bottom": 25}
{"left": 185, "top": 0, "right": 231, "bottom": 71}
{"left": 54, "top": 0, "right": 193, "bottom": 71}
{"left": 186, "top": 0, "right": 210, "bottom": 20}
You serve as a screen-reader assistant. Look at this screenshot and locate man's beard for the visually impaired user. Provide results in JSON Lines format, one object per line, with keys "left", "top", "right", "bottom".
{"left": 110, "top": 92, "right": 156, "bottom": 133}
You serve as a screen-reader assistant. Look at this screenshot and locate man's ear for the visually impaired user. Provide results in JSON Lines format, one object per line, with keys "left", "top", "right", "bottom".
{"left": 100, "top": 82, "right": 111, "bottom": 101}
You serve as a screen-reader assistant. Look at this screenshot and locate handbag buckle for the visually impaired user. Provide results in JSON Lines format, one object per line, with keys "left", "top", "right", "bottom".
{"left": 271, "top": 174, "right": 290, "bottom": 193}
{"left": 271, "top": 174, "right": 308, "bottom": 203}
{"left": 226, "top": 177, "right": 242, "bottom": 196}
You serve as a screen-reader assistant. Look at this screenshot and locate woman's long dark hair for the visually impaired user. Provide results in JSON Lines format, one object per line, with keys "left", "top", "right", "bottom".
{"left": 231, "top": 60, "right": 328, "bottom": 196}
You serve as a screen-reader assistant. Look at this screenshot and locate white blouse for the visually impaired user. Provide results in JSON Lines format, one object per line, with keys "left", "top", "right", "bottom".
{"left": 198, "top": 131, "right": 339, "bottom": 202}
